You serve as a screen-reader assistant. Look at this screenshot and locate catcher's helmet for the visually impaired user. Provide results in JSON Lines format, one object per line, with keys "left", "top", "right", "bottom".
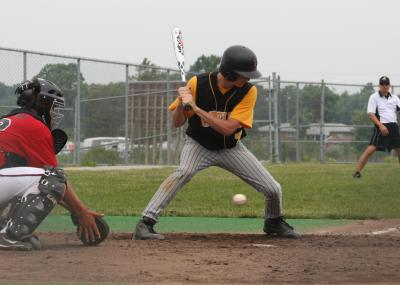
{"left": 219, "top": 45, "right": 261, "bottom": 81}
{"left": 15, "top": 78, "right": 65, "bottom": 127}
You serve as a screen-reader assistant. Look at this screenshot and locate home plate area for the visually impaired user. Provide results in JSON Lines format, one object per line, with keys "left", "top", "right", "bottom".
{"left": 1, "top": 220, "right": 400, "bottom": 285}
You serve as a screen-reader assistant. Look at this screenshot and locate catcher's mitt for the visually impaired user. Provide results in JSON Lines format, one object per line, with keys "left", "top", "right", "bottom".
{"left": 51, "top": 129, "right": 68, "bottom": 154}
{"left": 71, "top": 214, "right": 109, "bottom": 246}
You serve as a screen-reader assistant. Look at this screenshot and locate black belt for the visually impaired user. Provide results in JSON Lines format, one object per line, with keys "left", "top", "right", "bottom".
{"left": 0, "top": 149, "right": 28, "bottom": 168}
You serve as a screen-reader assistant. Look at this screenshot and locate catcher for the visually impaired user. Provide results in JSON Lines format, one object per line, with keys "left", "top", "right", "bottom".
{"left": 0, "top": 78, "right": 109, "bottom": 250}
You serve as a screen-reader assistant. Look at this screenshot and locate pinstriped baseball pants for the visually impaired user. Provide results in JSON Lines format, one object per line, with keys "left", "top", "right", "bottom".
{"left": 142, "top": 136, "right": 282, "bottom": 221}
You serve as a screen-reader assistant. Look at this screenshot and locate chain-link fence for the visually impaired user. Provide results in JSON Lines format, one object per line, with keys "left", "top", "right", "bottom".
{"left": 1, "top": 47, "right": 398, "bottom": 165}
{"left": 265, "top": 74, "right": 400, "bottom": 163}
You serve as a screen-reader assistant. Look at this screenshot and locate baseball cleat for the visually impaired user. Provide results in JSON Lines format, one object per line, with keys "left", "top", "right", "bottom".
{"left": 353, "top": 171, "right": 362, "bottom": 179}
{"left": 263, "top": 216, "right": 301, "bottom": 239}
{"left": 0, "top": 234, "right": 41, "bottom": 251}
{"left": 134, "top": 217, "right": 165, "bottom": 240}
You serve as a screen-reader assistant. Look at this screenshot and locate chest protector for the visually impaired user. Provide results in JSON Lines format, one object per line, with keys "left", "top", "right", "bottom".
{"left": 186, "top": 72, "right": 252, "bottom": 150}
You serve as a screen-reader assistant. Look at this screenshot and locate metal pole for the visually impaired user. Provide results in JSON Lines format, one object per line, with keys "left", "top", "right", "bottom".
{"left": 159, "top": 95, "right": 165, "bottom": 165}
{"left": 137, "top": 97, "right": 142, "bottom": 164}
{"left": 152, "top": 97, "right": 157, "bottom": 165}
{"left": 295, "top": 82, "right": 300, "bottom": 162}
{"left": 131, "top": 82, "right": 136, "bottom": 164}
{"left": 145, "top": 87, "right": 150, "bottom": 165}
{"left": 268, "top": 76, "right": 273, "bottom": 162}
{"left": 286, "top": 86, "right": 289, "bottom": 123}
{"left": 392, "top": 85, "right": 396, "bottom": 160}
{"left": 273, "top": 73, "right": 281, "bottom": 163}
{"left": 166, "top": 70, "right": 172, "bottom": 165}
{"left": 75, "top": 59, "right": 81, "bottom": 165}
{"left": 319, "top": 80, "right": 325, "bottom": 164}
{"left": 124, "top": 64, "right": 129, "bottom": 164}
{"left": 23, "top": 52, "right": 27, "bottom": 81}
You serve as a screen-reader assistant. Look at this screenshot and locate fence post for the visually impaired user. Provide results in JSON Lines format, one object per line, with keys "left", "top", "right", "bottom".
{"left": 23, "top": 52, "right": 27, "bottom": 81}
{"left": 268, "top": 76, "right": 273, "bottom": 162}
{"left": 273, "top": 73, "right": 281, "bottom": 163}
{"left": 166, "top": 70, "right": 172, "bottom": 165}
{"left": 74, "top": 59, "right": 81, "bottom": 165}
{"left": 319, "top": 79, "right": 325, "bottom": 164}
{"left": 286, "top": 84, "right": 290, "bottom": 123}
{"left": 392, "top": 85, "right": 396, "bottom": 160}
{"left": 295, "top": 82, "right": 300, "bottom": 162}
{"left": 124, "top": 64, "right": 129, "bottom": 164}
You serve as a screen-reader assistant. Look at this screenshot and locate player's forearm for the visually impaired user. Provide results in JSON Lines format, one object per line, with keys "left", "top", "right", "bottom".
{"left": 61, "top": 183, "right": 88, "bottom": 216}
{"left": 172, "top": 105, "right": 187, "bottom": 128}
{"left": 368, "top": 113, "right": 383, "bottom": 127}
{"left": 192, "top": 105, "right": 239, "bottom": 136}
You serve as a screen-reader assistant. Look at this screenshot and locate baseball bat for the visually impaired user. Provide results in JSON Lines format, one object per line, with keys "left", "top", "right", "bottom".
{"left": 172, "top": 27, "right": 192, "bottom": 111}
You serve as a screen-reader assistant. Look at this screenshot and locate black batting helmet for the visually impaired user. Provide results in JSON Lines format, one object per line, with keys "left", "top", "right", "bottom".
{"left": 219, "top": 45, "right": 261, "bottom": 81}
{"left": 15, "top": 78, "right": 65, "bottom": 127}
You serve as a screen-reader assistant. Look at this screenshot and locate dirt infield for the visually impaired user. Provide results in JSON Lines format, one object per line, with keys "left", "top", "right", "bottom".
{"left": 1, "top": 219, "right": 400, "bottom": 285}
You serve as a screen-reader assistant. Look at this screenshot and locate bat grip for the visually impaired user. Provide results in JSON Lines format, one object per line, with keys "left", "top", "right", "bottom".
{"left": 183, "top": 104, "right": 192, "bottom": 111}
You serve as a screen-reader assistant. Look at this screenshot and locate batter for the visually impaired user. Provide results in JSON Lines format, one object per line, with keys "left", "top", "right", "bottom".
{"left": 134, "top": 46, "right": 300, "bottom": 240}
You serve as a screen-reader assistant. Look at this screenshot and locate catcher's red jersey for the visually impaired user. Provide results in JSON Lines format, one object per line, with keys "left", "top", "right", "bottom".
{"left": 0, "top": 113, "right": 57, "bottom": 168}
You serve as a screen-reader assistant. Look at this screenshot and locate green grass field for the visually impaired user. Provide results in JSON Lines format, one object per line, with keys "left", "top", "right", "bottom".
{"left": 51, "top": 162, "right": 400, "bottom": 220}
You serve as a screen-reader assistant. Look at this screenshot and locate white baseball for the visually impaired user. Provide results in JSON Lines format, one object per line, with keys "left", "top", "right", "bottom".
{"left": 232, "top": 194, "right": 247, "bottom": 206}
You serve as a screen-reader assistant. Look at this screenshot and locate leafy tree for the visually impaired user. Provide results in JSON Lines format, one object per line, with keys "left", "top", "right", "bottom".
{"left": 0, "top": 82, "right": 17, "bottom": 115}
{"left": 352, "top": 110, "right": 373, "bottom": 152}
{"left": 277, "top": 85, "right": 297, "bottom": 124}
{"left": 35, "top": 63, "right": 86, "bottom": 134}
{"left": 252, "top": 84, "right": 270, "bottom": 121}
{"left": 83, "top": 82, "right": 125, "bottom": 138}
{"left": 189, "top": 55, "right": 221, "bottom": 73}
{"left": 36, "top": 63, "right": 84, "bottom": 99}
{"left": 298, "top": 85, "right": 339, "bottom": 124}
{"left": 135, "top": 58, "right": 180, "bottom": 81}
{"left": 334, "top": 83, "right": 374, "bottom": 124}
{"left": 351, "top": 84, "right": 378, "bottom": 152}
{"left": 0, "top": 82, "right": 15, "bottom": 99}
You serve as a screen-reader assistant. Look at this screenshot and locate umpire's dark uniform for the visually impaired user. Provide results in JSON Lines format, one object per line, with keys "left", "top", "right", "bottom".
{"left": 367, "top": 90, "right": 400, "bottom": 151}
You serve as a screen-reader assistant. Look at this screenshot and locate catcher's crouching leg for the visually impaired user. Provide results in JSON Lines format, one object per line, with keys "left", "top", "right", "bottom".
{"left": 3, "top": 167, "right": 66, "bottom": 250}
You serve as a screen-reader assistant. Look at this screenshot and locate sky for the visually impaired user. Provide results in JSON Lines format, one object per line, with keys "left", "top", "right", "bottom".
{"left": 1, "top": 0, "right": 400, "bottom": 89}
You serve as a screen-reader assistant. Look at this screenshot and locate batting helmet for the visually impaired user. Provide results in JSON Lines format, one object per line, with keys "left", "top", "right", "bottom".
{"left": 15, "top": 78, "right": 65, "bottom": 128}
{"left": 219, "top": 45, "right": 261, "bottom": 81}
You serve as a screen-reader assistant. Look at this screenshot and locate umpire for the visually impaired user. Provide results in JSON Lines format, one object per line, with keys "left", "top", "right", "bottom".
{"left": 133, "top": 45, "right": 300, "bottom": 240}
{"left": 354, "top": 76, "right": 400, "bottom": 178}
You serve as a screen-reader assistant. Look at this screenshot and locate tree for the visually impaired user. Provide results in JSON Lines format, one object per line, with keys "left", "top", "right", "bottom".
{"left": 189, "top": 55, "right": 221, "bottom": 73}
{"left": 299, "top": 85, "right": 339, "bottom": 124}
{"left": 0, "top": 82, "right": 16, "bottom": 106}
{"left": 135, "top": 58, "right": 180, "bottom": 81}
{"left": 36, "top": 63, "right": 84, "bottom": 98}
{"left": 35, "top": 63, "right": 86, "bottom": 135}
{"left": 83, "top": 82, "right": 125, "bottom": 137}
{"left": 334, "top": 83, "right": 374, "bottom": 124}
{"left": 352, "top": 110, "right": 372, "bottom": 152}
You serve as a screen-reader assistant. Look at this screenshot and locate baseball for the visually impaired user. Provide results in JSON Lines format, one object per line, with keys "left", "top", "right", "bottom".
{"left": 232, "top": 194, "right": 247, "bottom": 206}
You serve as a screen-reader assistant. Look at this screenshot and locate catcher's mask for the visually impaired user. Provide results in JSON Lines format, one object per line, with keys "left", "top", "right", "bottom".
{"left": 15, "top": 78, "right": 65, "bottom": 129}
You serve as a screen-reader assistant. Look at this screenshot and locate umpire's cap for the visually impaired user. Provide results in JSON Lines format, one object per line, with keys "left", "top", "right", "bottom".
{"left": 219, "top": 45, "right": 261, "bottom": 79}
{"left": 379, "top": 76, "right": 390, "bottom": 85}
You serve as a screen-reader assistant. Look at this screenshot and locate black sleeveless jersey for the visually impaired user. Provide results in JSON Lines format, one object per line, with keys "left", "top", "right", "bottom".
{"left": 186, "top": 72, "right": 252, "bottom": 150}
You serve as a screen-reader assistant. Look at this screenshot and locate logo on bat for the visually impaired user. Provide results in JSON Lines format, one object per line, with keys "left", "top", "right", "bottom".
{"left": 174, "top": 30, "right": 184, "bottom": 55}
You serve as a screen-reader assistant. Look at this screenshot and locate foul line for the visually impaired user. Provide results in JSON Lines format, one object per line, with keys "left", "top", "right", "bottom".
{"left": 369, "top": 227, "right": 400, "bottom": 235}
